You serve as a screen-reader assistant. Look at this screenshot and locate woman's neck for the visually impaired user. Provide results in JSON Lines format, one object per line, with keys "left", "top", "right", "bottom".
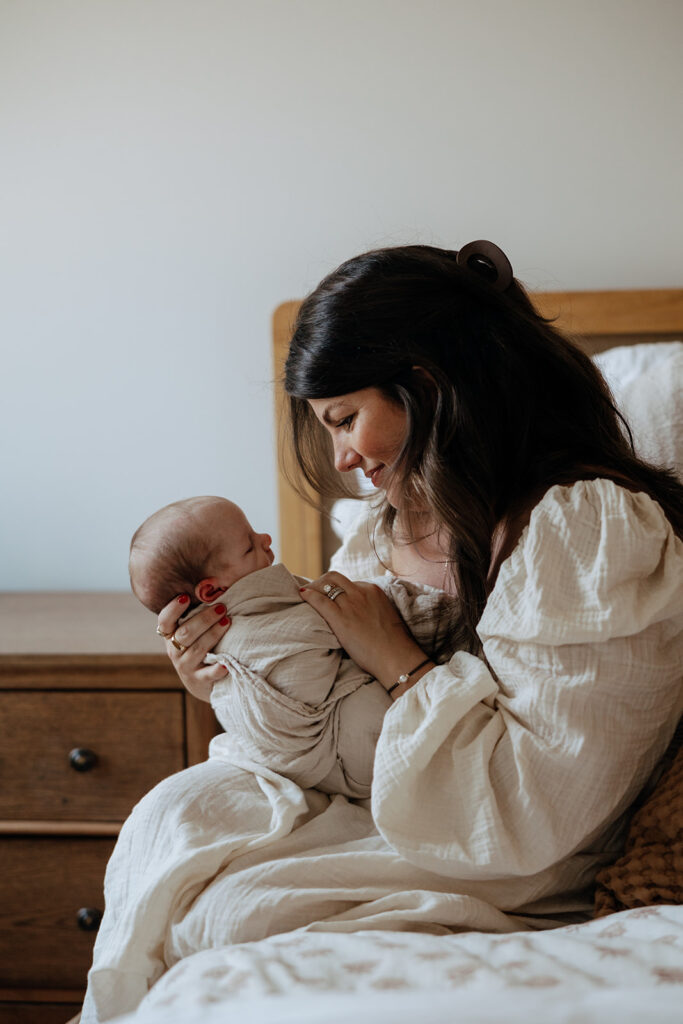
{"left": 389, "top": 512, "right": 457, "bottom": 594}
{"left": 389, "top": 473, "right": 634, "bottom": 597}
{"left": 389, "top": 498, "right": 538, "bottom": 597}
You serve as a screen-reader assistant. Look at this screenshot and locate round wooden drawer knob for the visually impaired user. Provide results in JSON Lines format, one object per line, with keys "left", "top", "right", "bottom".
{"left": 77, "top": 907, "right": 103, "bottom": 932}
{"left": 69, "top": 747, "right": 98, "bottom": 772}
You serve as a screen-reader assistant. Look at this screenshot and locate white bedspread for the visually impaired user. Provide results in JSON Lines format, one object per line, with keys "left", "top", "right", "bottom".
{"left": 113, "top": 906, "right": 683, "bottom": 1023}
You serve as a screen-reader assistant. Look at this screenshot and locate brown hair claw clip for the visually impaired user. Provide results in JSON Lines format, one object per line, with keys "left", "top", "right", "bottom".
{"left": 456, "top": 240, "right": 513, "bottom": 292}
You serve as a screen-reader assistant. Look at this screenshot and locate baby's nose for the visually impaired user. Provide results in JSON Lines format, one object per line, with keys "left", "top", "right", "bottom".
{"left": 260, "top": 533, "right": 272, "bottom": 548}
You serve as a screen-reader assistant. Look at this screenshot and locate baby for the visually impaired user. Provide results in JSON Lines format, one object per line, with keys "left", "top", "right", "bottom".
{"left": 129, "top": 495, "right": 448, "bottom": 798}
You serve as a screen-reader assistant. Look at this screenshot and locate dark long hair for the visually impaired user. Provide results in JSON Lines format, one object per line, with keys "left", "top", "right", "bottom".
{"left": 284, "top": 244, "right": 683, "bottom": 652}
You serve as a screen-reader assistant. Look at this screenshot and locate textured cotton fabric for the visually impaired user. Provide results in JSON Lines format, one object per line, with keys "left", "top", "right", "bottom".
{"left": 206, "top": 563, "right": 451, "bottom": 797}
{"left": 111, "top": 906, "right": 683, "bottom": 1024}
{"left": 82, "top": 479, "right": 683, "bottom": 1024}
{"left": 371, "top": 480, "right": 682, "bottom": 882}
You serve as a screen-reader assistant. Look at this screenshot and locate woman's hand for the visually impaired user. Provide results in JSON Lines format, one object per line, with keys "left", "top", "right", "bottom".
{"left": 299, "top": 571, "right": 429, "bottom": 693}
{"left": 157, "top": 595, "right": 232, "bottom": 703}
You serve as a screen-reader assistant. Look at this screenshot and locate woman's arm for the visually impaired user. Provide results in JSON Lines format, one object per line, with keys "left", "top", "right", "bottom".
{"left": 157, "top": 595, "right": 231, "bottom": 702}
{"left": 373, "top": 481, "right": 683, "bottom": 880}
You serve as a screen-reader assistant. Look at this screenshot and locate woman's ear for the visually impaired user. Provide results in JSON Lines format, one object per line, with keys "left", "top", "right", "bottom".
{"left": 195, "top": 578, "right": 228, "bottom": 604}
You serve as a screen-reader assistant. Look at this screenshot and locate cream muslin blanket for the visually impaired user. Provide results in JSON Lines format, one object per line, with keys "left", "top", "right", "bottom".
{"left": 205, "top": 563, "right": 450, "bottom": 798}
{"left": 82, "top": 479, "right": 683, "bottom": 1023}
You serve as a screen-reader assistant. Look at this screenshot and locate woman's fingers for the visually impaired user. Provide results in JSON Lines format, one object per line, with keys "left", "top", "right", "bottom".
{"left": 173, "top": 616, "right": 231, "bottom": 663}
{"left": 156, "top": 595, "right": 231, "bottom": 701}
{"left": 299, "top": 571, "right": 355, "bottom": 621}
{"left": 300, "top": 573, "right": 423, "bottom": 687}
{"left": 157, "top": 594, "right": 192, "bottom": 638}
{"left": 316, "top": 570, "right": 352, "bottom": 589}
{"left": 298, "top": 581, "right": 338, "bottom": 627}
{"left": 177, "top": 660, "right": 229, "bottom": 703}
{"left": 301, "top": 570, "right": 353, "bottom": 599}
{"left": 170, "top": 603, "right": 231, "bottom": 652}
{"left": 165, "top": 619, "right": 230, "bottom": 702}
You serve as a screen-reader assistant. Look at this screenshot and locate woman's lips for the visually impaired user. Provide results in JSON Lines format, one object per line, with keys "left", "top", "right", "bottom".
{"left": 368, "top": 466, "right": 384, "bottom": 487}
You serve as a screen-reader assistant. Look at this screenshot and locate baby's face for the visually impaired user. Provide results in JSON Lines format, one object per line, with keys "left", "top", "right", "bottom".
{"left": 203, "top": 500, "right": 274, "bottom": 588}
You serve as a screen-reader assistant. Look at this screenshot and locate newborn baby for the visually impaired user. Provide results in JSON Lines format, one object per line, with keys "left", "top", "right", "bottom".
{"left": 129, "top": 495, "right": 449, "bottom": 798}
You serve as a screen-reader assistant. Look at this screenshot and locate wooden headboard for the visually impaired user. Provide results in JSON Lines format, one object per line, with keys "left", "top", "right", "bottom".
{"left": 273, "top": 288, "right": 683, "bottom": 578}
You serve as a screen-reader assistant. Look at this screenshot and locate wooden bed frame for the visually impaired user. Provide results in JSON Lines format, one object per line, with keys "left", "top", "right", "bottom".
{"left": 273, "top": 288, "right": 683, "bottom": 578}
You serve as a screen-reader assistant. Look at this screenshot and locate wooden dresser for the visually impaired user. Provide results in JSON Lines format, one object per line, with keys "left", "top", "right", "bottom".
{"left": 0, "top": 592, "right": 220, "bottom": 1024}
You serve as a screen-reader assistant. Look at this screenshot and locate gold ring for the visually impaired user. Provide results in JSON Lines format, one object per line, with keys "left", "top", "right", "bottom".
{"left": 325, "top": 585, "right": 345, "bottom": 602}
{"left": 156, "top": 625, "right": 173, "bottom": 639}
{"left": 170, "top": 633, "right": 188, "bottom": 653}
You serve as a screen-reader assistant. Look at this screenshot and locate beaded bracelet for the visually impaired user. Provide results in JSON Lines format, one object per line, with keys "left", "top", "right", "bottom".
{"left": 386, "top": 657, "right": 432, "bottom": 695}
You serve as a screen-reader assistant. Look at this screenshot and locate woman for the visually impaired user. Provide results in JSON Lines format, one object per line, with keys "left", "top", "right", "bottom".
{"left": 160, "top": 241, "right": 682, "bottom": 877}
{"left": 83, "top": 244, "right": 682, "bottom": 1023}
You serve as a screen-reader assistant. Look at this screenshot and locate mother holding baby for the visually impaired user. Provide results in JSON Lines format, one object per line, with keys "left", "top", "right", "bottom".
{"left": 83, "top": 243, "right": 683, "bottom": 1022}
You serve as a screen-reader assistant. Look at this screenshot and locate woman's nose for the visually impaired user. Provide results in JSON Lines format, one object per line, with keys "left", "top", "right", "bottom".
{"left": 333, "top": 439, "right": 360, "bottom": 473}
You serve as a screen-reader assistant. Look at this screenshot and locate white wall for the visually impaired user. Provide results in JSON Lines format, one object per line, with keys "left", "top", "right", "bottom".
{"left": 2, "top": 0, "right": 682, "bottom": 591}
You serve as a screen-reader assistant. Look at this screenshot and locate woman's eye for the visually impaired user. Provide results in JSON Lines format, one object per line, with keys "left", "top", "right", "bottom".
{"left": 337, "top": 414, "right": 354, "bottom": 430}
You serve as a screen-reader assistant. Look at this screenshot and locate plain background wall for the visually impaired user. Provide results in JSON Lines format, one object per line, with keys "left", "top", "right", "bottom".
{"left": 2, "top": 0, "right": 682, "bottom": 591}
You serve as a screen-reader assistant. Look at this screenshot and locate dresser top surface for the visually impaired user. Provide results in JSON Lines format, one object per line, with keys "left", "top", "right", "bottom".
{"left": 0, "top": 592, "right": 166, "bottom": 655}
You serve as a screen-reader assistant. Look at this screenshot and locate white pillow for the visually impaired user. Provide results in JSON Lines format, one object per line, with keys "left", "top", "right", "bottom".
{"left": 595, "top": 341, "right": 683, "bottom": 481}
{"left": 593, "top": 340, "right": 681, "bottom": 392}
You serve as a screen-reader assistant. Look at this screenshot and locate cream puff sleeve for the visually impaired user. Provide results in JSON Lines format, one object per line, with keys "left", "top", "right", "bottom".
{"left": 371, "top": 480, "right": 683, "bottom": 882}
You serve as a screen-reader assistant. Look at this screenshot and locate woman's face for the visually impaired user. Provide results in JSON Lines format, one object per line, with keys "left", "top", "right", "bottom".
{"left": 308, "top": 387, "right": 407, "bottom": 507}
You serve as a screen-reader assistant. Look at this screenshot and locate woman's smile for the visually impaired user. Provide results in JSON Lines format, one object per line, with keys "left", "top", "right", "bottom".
{"left": 365, "top": 465, "right": 385, "bottom": 488}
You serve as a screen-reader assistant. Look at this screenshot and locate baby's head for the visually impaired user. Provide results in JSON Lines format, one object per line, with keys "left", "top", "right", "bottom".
{"left": 129, "top": 496, "right": 274, "bottom": 614}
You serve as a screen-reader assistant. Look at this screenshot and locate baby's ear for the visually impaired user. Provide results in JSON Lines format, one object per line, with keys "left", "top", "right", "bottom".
{"left": 195, "top": 578, "right": 228, "bottom": 604}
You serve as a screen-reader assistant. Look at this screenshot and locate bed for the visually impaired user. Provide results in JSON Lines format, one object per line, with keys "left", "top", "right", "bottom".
{"left": 79, "top": 287, "right": 683, "bottom": 1024}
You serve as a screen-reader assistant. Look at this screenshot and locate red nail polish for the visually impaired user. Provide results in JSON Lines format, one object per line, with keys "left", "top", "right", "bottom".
{"left": 214, "top": 604, "right": 226, "bottom": 615}
{"left": 299, "top": 587, "right": 307, "bottom": 592}
{"left": 219, "top": 616, "right": 230, "bottom": 626}
{"left": 177, "top": 594, "right": 190, "bottom": 605}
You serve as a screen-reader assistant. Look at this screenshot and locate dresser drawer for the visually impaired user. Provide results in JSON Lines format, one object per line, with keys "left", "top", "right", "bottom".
{"left": 0, "top": 691, "right": 185, "bottom": 820}
{"left": 0, "top": 1003, "right": 82, "bottom": 1024}
{"left": 0, "top": 835, "right": 116, "bottom": 988}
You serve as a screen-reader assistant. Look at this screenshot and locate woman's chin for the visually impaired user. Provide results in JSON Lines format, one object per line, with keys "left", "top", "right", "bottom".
{"left": 368, "top": 465, "right": 404, "bottom": 509}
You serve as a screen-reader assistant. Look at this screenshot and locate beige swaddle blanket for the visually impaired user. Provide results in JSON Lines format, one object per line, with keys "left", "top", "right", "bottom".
{"left": 205, "top": 562, "right": 452, "bottom": 798}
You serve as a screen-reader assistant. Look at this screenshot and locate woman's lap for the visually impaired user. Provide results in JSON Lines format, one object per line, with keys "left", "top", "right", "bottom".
{"left": 83, "top": 756, "right": 518, "bottom": 1023}
{"left": 83, "top": 758, "right": 327, "bottom": 1022}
